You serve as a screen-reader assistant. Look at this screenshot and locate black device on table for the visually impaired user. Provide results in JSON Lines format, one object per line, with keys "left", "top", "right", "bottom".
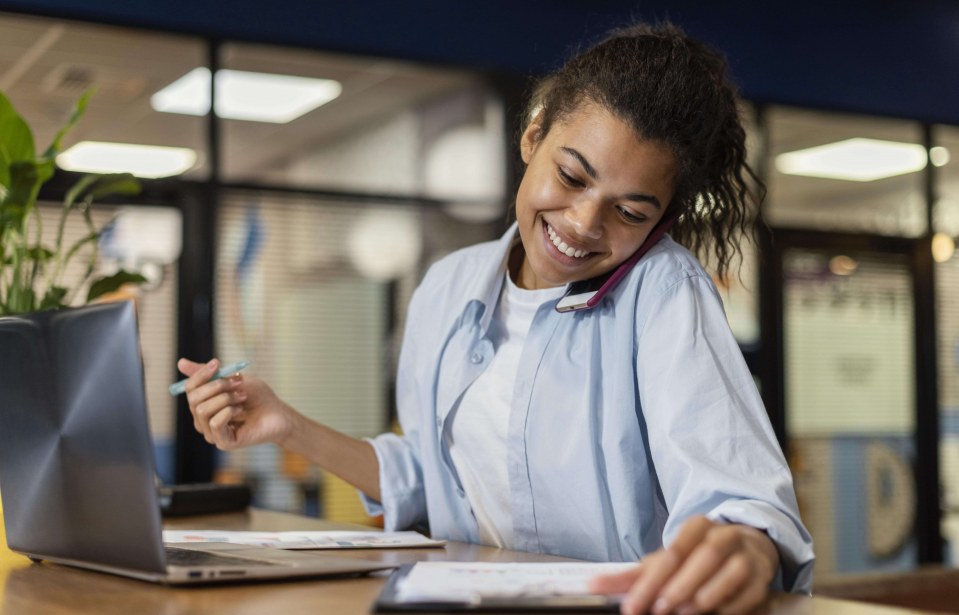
{"left": 158, "top": 482, "right": 252, "bottom": 517}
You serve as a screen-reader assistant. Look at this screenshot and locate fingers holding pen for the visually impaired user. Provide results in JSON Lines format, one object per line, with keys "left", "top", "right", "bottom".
{"left": 207, "top": 400, "right": 247, "bottom": 448}
{"left": 194, "top": 385, "right": 247, "bottom": 441}
{"left": 178, "top": 358, "right": 220, "bottom": 401}
{"left": 178, "top": 359, "right": 242, "bottom": 440}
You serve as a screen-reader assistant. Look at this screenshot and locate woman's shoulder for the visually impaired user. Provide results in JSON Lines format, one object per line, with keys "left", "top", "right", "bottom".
{"left": 610, "top": 236, "right": 726, "bottom": 338}
{"left": 419, "top": 238, "right": 505, "bottom": 290}
{"left": 629, "top": 235, "right": 713, "bottom": 295}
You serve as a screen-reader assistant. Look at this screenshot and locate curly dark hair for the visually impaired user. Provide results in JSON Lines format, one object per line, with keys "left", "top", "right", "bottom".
{"left": 523, "top": 22, "right": 762, "bottom": 280}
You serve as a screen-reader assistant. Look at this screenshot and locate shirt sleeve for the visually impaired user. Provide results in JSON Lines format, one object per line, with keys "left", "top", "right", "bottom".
{"left": 635, "top": 272, "right": 815, "bottom": 593}
{"left": 359, "top": 432, "right": 427, "bottom": 531}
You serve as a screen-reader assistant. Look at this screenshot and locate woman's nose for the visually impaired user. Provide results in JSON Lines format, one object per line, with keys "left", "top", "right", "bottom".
{"left": 565, "top": 198, "right": 603, "bottom": 240}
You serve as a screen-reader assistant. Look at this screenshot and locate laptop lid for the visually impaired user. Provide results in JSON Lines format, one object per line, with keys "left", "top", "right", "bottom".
{"left": 0, "top": 301, "right": 393, "bottom": 584}
{"left": 0, "top": 301, "right": 168, "bottom": 575}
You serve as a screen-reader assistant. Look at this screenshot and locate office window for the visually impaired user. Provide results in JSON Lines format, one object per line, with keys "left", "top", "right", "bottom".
{"left": 214, "top": 191, "right": 501, "bottom": 522}
{"left": 785, "top": 250, "right": 916, "bottom": 576}
{"left": 766, "top": 107, "right": 925, "bottom": 236}
{"left": 219, "top": 42, "right": 506, "bottom": 212}
{"left": 0, "top": 12, "right": 208, "bottom": 181}
{"left": 935, "top": 124, "right": 959, "bottom": 566}
{"left": 209, "top": 41, "right": 509, "bottom": 521}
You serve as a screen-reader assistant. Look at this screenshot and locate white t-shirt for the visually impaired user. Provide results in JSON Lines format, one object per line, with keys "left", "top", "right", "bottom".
{"left": 447, "top": 270, "right": 564, "bottom": 548}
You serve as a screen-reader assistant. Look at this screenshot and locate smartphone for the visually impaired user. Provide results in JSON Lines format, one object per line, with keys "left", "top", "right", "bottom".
{"left": 555, "top": 209, "right": 680, "bottom": 313}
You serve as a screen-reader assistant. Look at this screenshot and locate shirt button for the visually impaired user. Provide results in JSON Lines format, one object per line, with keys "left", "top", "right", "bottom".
{"left": 456, "top": 488, "right": 465, "bottom": 498}
{"left": 470, "top": 352, "right": 483, "bottom": 364}
{"left": 436, "top": 417, "right": 442, "bottom": 428}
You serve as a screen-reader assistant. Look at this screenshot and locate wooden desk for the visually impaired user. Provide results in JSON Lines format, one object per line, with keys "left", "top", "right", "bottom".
{"left": 0, "top": 509, "right": 939, "bottom": 615}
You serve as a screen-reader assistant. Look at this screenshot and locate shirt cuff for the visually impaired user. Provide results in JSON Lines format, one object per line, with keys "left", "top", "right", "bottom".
{"left": 358, "top": 433, "right": 427, "bottom": 531}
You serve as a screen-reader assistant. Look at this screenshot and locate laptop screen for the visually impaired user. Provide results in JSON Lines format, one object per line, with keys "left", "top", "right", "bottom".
{"left": 0, "top": 301, "right": 167, "bottom": 573}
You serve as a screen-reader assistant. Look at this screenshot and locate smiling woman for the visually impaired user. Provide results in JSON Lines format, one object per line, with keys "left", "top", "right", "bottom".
{"left": 180, "top": 22, "right": 813, "bottom": 615}
{"left": 512, "top": 101, "right": 677, "bottom": 290}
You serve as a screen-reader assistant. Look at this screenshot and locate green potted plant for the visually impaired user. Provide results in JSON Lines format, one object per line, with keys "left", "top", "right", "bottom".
{"left": 0, "top": 88, "right": 147, "bottom": 316}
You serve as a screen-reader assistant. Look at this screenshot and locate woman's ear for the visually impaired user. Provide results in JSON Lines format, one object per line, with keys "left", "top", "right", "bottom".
{"left": 520, "top": 111, "right": 544, "bottom": 164}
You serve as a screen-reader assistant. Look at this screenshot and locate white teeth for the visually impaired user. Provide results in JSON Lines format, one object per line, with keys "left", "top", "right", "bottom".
{"left": 545, "top": 224, "right": 590, "bottom": 259}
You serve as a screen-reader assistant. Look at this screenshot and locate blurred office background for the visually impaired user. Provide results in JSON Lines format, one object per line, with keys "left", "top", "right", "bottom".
{"left": 1, "top": 0, "right": 958, "bottom": 584}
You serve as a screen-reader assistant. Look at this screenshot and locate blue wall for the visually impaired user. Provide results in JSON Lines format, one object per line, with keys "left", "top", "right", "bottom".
{"left": 2, "top": 0, "right": 958, "bottom": 125}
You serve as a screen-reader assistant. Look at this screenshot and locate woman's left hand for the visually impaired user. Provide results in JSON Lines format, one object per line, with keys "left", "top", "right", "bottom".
{"left": 588, "top": 516, "right": 780, "bottom": 615}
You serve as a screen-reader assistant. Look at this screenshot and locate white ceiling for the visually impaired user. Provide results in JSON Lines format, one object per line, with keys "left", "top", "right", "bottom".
{"left": 0, "top": 12, "right": 476, "bottom": 181}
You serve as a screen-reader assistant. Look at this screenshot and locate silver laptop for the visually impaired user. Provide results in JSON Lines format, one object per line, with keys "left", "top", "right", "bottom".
{"left": 0, "top": 301, "right": 389, "bottom": 584}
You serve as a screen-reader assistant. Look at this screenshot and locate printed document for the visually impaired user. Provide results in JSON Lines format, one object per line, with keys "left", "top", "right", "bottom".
{"left": 162, "top": 529, "right": 445, "bottom": 550}
{"left": 393, "top": 561, "right": 637, "bottom": 603}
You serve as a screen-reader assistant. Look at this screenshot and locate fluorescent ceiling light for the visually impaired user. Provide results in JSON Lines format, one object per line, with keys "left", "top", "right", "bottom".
{"left": 57, "top": 142, "right": 197, "bottom": 178}
{"left": 776, "top": 138, "right": 927, "bottom": 181}
{"left": 151, "top": 67, "right": 342, "bottom": 123}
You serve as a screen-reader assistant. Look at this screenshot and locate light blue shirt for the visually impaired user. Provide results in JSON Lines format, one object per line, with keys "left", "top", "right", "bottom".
{"left": 362, "top": 224, "right": 814, "bottom": 593}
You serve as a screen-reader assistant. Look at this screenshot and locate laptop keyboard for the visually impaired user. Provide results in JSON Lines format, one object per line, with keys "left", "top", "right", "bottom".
{"left": 165, "top": 546, "right": 283, "bottom": 568}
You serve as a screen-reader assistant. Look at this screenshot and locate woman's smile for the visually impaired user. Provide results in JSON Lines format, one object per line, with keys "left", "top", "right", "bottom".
{"left": 543, "top": 220, "right": 595, "bottom": 262}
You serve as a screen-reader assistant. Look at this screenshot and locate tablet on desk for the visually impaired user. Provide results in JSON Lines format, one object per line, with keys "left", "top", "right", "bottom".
{"left": 374, "top": 562, "right": 632, "bottom": 612}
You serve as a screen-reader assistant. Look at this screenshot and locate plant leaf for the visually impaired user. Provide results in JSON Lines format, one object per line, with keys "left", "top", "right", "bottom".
{"left": 25, "top": 245, "right": 55, "bottom": 262}
{"left": 88, "top": 173, "right": 140, "bottom": 200}
{"left": 0, "top": 91, "right": 36, "bottom": 189}
{"left": 41, "top": 88, "right": 93, "bottom": 160}
{"left": 86, "top": 270, "right": 147, "bottom": 303}
{"left": 65, "top": 173, "right": 139, "bottom": 211}
{"left": 4, "top": 159, "right": 54, "bottom": 221}
{"left": 7, "top": 284, "right": 36, "bottom": 314}
{"left": 38, "top": 286, "right": 68, "bottom": 311}
{"left": 63, "top": 173, "right": 101, "bottom": 210}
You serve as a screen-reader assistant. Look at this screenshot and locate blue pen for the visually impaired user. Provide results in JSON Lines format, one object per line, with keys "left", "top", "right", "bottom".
{"left": 168, "top": 360, "right": 252, "bottom": 396}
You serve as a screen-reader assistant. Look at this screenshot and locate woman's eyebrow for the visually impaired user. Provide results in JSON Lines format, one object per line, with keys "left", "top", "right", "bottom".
{"left": 561, "top": 146, "right": 661, "bottom": 210}
{"left": 561, "top": 146, "right": 598, "bottom": 179}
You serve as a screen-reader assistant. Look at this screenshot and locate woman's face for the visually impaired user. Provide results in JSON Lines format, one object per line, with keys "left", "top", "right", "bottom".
{"left": 513, "top": 101, "right": 678, "bottom": 290}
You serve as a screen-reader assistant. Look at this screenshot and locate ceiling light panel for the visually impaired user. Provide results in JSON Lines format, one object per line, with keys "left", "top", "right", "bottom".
{"left": 776, "top": 138, "right": 927, "bottom": 182}
{"left": 57, "top": 141, "right": 197, "bottom": 178}
{"left": 151, "top": 67, "right": 342, "bottom": 123}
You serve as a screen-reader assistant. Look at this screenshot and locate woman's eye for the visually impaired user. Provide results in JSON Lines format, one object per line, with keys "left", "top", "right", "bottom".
{"left": 617, "top": 206, "right": 647, "bottom": 224}
{"left": 557, "top": 168, "right": 585, "bottom": 188}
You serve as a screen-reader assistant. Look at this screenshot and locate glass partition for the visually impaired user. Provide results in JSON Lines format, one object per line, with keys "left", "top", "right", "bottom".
{"left": 0, "top": 12, "right": 208, "bottom": 180}
{"left": 766, "top": 107, "right": 925, "bottom": 237}
{"left": 785, "top": 249, "right": 916, "bottom": 576}
{"left": 219, "top": 42, "right": 506, "bottom": 215}
{"left": 214, "top": 190, "right": 500, "bottom": 522}
{"left": 935, "top": 124, "right": 959, "bottom": 565}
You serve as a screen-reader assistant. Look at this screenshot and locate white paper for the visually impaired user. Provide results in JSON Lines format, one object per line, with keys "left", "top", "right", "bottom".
{"left": 394, "top": 561, "right": 637, "bottom": 602}
{"left": 162, "top": 529, "right": 446, "bottom": 550}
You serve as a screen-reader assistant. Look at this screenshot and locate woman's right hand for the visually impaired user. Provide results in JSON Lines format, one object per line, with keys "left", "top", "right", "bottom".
{"left": 177, "top": 358, "right": 299, "bottom": 451}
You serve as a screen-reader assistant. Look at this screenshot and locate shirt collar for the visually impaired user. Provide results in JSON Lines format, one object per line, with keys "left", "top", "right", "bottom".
{"left": 470, "top": 221, "right": 521, "bottom": 333}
